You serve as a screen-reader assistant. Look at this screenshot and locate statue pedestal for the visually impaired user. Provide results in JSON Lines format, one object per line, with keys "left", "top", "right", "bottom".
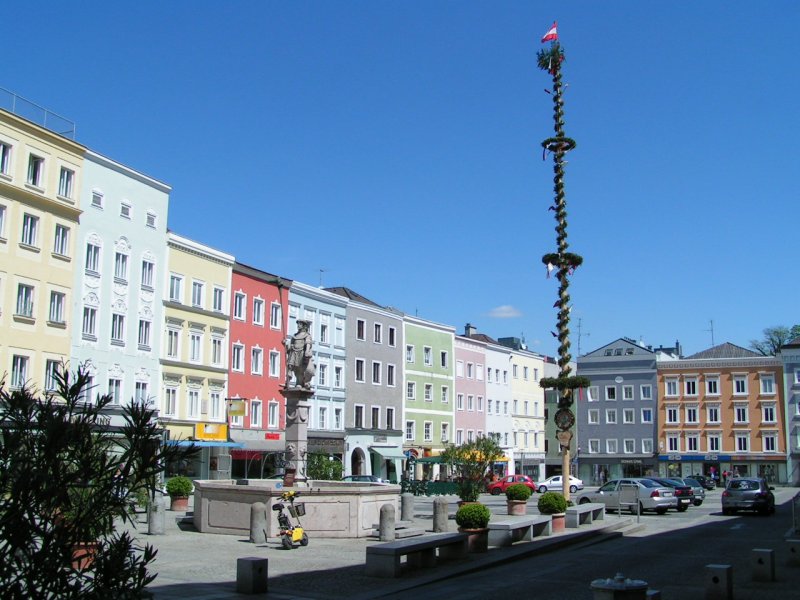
{"left": 281, "top": 387, "right": 313, "bottom": 482}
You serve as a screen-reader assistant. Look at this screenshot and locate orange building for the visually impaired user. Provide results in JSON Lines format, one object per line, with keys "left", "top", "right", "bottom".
{"left": 657, "top": 343, "right": 785, "bottom": 483}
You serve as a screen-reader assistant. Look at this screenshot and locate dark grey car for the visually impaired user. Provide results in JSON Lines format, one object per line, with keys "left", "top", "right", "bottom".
{"left": 721, "top": 477, "right": 775, "bottom": 515}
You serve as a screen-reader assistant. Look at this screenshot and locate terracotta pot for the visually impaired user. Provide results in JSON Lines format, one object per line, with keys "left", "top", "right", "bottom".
{"left": 549, "top": 512, "right": 566, "bottom": 533}
{"left": 458, "top": 527, "right": 489, "bottom": 553}
{"left": 170, "top": 495, "right": 189, "bottom": 512}
{"left": 71, "top": 541, "right": 99, "bottom": 570}
{"left": 507, "top": 500, "right": 528, "bottom": 516}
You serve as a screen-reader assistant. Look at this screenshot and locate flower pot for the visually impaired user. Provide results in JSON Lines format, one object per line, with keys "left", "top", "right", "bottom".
{"left": 550, "top": 513, "right": 566, "bottom": 533}
{"left": 458, "top": 527, "right": 489, "bottom": 553}
{"left": 71, "top": 541, "right": 99, "bottom": 570}
{"left": 507, "top": 500, "right": 528, "bottom": 516}
{"left": 170, "top": 495, "right": 189, "bottom": 512}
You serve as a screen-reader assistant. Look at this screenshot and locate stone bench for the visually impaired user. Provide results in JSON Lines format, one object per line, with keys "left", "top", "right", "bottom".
{"left": 365, "top": 532, "right": 468, "bottom": 577}
{"left": 566, "top": 502, "right": 605, "bottom": 528}
{"left": 488, "top": 515, "right": 552, "bottom": 547}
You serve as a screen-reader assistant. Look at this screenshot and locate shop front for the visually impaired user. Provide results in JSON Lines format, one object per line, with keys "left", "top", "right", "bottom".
{"left": 514, "top": 452, "right": 544, "bottom": 481}
{"left": 658, "top": 453, "right": 786, "bottom": 484}
{"left": 165, "top": 423, "right": 242, "bottom": 480}
{"left": 229, "top": 429, "right": 285, "bottom": 479}
{"left": 345, "top": 430, "right": 404, "bottom": 482}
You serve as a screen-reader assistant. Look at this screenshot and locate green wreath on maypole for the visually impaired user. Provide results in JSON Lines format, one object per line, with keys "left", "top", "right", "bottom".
{"left": 536, "top": 28, "right": 590, "bottom": 412}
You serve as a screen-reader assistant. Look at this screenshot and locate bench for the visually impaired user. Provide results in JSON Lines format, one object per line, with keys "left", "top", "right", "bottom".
{"left": 566, "top": 502, "right": 605, "bottom": 528}
{"left": 488, "top": 515, "right": 552, "bottom": 547}
{"left": 365, "top": 532, "right": 468, "bottom": 577}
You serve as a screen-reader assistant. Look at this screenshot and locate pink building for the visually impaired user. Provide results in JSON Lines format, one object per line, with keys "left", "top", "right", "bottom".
{"left": 454, "top": 334, "right": 488, "bottom": 446}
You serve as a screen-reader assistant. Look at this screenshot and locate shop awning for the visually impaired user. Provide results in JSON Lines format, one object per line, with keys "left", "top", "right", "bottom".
{"left": 167, "top": 440, "right": 243, "bottom": 448}
{"left": 415, "top": 456, "right": 442, "bottom": 464}
{"left": 370, "top": 447, "right": 406, "bottom": 460}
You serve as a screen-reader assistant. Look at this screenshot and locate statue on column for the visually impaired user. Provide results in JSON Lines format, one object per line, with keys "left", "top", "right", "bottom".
{"left": 285, "top": 319, "right": 316, "bottom": 389}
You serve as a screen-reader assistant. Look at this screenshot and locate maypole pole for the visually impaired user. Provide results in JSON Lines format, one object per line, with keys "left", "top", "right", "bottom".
{"left": 536, "top": 22, "right": 590, "bottom": 502}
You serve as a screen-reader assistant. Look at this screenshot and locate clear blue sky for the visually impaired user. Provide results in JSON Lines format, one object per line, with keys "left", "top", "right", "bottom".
{"left": 5, "top": 2, "right": 798, "bottom": 358}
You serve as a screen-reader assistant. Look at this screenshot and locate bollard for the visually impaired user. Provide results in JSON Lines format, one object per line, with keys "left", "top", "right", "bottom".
{"left": 249, "top": 502, "right": 267, "bottom": 544}
{"left": 401, "top": 492, "right": 414, "bottom": 522}
{"left": 433, "top": 497, "right": 450, "bottom": 533}
{"left": 236, "top": 557, "right": 268, "bottom": 594}
{"left": 147, "top": 494, "right": 165, "bottom": 535}
{"left": 705, "top": 564, "right": 733, "bottom": 600}
{"left": 751, "top": 548, "right": 775, "bottom": 582}
{"left": 379, "top": 503, "right": 396, "bottom": 541}
{"left": 787, "top": 539, "right": 800, "bottom": 567}
{"left": 590, "top": 572, "right": 648, "bottom": 600}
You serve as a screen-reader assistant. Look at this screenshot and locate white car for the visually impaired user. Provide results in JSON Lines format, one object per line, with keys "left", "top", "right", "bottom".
{"left": 535, "top": 475, "right": 584, "bottom": 494}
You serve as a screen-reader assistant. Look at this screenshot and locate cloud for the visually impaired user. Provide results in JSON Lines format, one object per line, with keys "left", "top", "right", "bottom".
{"left": 487, "top": 305, "right": 523, "bottom": 319}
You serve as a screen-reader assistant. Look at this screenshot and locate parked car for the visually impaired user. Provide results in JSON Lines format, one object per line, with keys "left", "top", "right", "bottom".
{"left": 669, "top": 477, "right": 706, "bottom": 506}
{"left": 691, "top": 475, "right": 716, "bottom": 490}
{"left": 487, "top": 474, "right": 536, "bottom": 495}
{"left": 649, "top": 477, "right": 693, "bottom": 511}
{"left": 341, "top": 475, "right": 388, "bottom": 484}
{"left": 721, "top": 477, "right": 775, "bottom": 515}
{"left": 577, "top": 478, "right": 677, "bottom": 515}
{"left": 535, "top": 475, "right": 584, "bottom": 494}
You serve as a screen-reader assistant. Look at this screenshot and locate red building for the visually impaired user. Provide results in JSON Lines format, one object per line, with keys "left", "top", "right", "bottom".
{"left": 227, "top": 263, "right": 291, "bottom": 478}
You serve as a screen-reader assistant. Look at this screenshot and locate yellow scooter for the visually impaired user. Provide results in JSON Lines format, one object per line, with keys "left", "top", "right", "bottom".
{"left": 272, "top": 490, "right": 308, "bottom": 549}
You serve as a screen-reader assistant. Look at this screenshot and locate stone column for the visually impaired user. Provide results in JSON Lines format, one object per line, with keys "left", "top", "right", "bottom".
{"left": 282, "top": 388, "right": 313, "bottom": 481}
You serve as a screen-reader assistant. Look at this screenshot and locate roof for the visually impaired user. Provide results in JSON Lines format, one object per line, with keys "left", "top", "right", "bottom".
{"left": 684, "top": 342, "right": 761, "bottom": 360}
{"left": 325, "top": 287, "right": 383, "bottom": 308}
{"left": 783, "top": 336, "right": 800, "bottom": 348}
{"left": 467, "top": 333, "right": 498, "bottom": 344}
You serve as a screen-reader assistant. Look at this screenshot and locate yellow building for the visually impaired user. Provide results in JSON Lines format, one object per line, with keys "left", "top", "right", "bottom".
{"left": 1, "top": 108, "right": 84, "bottom": 390}
{"left": 509, "top": 347, "right": 547, "bottom": 480}
{"left": 161, "top": 232, "right": 236, "bottom": 479}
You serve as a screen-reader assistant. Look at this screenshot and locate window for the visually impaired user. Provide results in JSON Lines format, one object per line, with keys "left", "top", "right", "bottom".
{"left": 318, "top": 406, "right": 327, "bottom": 429}
{"left": 622, "top": 385, "right": 634, "bottom": 401}
{"left": 642, "top": 439, "right": 654, "bottom": 454}
{"left": 587, "top": 386, "right": 599, "bottom": 402}
{"left": 456, "top": 430, "right": 464, "bottom": 445}
{"left": 707, "top": 405, "right": 720, "bottom": 423}
{"left": 233, "top": 292, "right": 246, "bottom": 319}
{"left": 760, "top": 374, "right": 775, "bottom": 395}
{"left": 733, "top": 375, "right": 748, "bottom": 395}
{"left": 588, "top": 409, "right": 599, "bottom": 424}
{"left": 268, "top": 402, "right": 279, "bottom": 428}
{"left": 373, "top": 322, "right": 382, "bottom": 344}
{"left": 191, "top": 281, "right": 204, "bottom": 308}
{"left": 356, "top": 319, "right": 366, "bottom": 340}
{"left": 189, "top": 333, "right": 202, "bottom": 362}
{"left": 684, "top": 377, "right": 697, "bottom": 396}
{"left": 252, "top": 348, "right": 263, "bottom": 375}
{"left": 0, "top": 141, "right": 10, "bottom": 175}
{"left": 605, "top": 386, "right": 617, "bottom": 401}
{"left": 423, "top": 346, "right": 432, "bottom": 366}
{"left": 58, "top": 167, "right": 74, "bottom": 198}
{"left": 588, "top": 439, "right": 599, "bottom": 454}
{"left": 476, "top": 364, "right": 484, "bottom": 380}
{"left": 334, "top": 364, "right": 343, "bottom": 387}
{"left": 252, "top": 298, "right": 264, "bottom": 325}
{"left": 762, "top": 404, "right": 776, "bottom": 423}
{"left": 666, "top": 406, "right": 679, "bottom": 424}
{"left": 91, "top": 191, "right": 103, "bottom": 208}
{"left": 406, "top": 381, "right": 416, "bottom": 400}
{"left": 354, "top": 405, "right": 364, "bottom": 428}
{"left": 108, "top": 378, "right": 122, "bottom": 405}
{"left": 22, "top": 214, "right": 38, "bottom": 247}
{"left": 388, "top": 326, "right": 396, "bottom": 347}
{"left": 641, "top": 408, "right": 653, "bottom": 423}
{"left": 640, "top": 385, "right": 652, "bottom": 400}
{"left": 187, "top": 389, "right": 200, "bottom": 418}
{"left": 371, "top": 361, "right": 381, "bottom": 384}
{"left": 735, "top": 433, "right": 749, "bottom": 452}
{"left": 334, "top": 408, "right": 342, "bottom": 430}
{"left": 209, "top": 392, "right": 222, "bottom": 420}
{"left": 138, "top": 320, "right": 151, "bottom": 349}
{"left": 27, "top": 155, "right": 44, "bottom": 187}
{"left": 371, "top": 406, "right": 380, "bottom": 428}
{"left": 706, "top": 376, "right": 719, "bottom": 395}
{"left": 110, "top": 314, "right": 125, "bottom": 344}
{"left": 146, "top": 212, "right": 156, "bottom": 228}
{"left": 269, "top": 350, "right": 280, "bottom": 377}
{"left": 606, "top": 439, "right": 618, "bottom": 454}
{"left": 405, "top": 421, "right": 415, "bottom": 442}
{"left": 232, "top": 344, "right": 244, "bottom": 371}
{"left": 317, "top": 362, "right": 328, "bottom": 386}
{"left": 163, "top": 388, "right": 177, "bottom": 416}
{"left": 667, "top": 434, "right": 679, "bottom": 452}
{"left": 85, "top": 243, "right": 100, "bottom": 273}
{"left": 441, "top": 423, "right": 449, "bottom": 442}
{"left": 169, "top": 275, "right": 183, "bottom": 302}
{"left": 135, "top": 382, "right": 148, "bottom": 403}
{"left": 624, "top": 439, "right": 635, "bottom": 454}
{"left": 735, "top": 405, "right": 748, "bottom": 424}
{"left": 11, "top": 355, "right": 29, "bottom": 388}
{"left": 213, "top": 287, "right": 225, "bottom": 312}
{"left": 708, "top": 434, "right": 720, "bottom": 453}
{"left": 44, "top": 360, "right": 60, "bottom": 391}
{"left": 386, "top": 407, "right": 395, "bottom": 430}
{"left": 53, "top": 225, "right": 69, "bottom": 256}
{"left": 623, "top": 408, "right": 635, "bottom": 424}
{"left": 605, "top": 409, "right": 617, "bottom": 424}
{"left": 45, "top": 290, "right": 65, "bottom": 324}
{"left": 440, "top": 351, "right": 448, "bottom": 369}
{"left": 424, "top": 422, "right": 432, "bottom": 442}
{"left": 456, "top": 361, "right": 464, "bottom": 378}
{"left": 270, "top": 303, "right": 281, "bottom": 328}
{"left": 141, "top": 260, "right": 154, "bottom": 289}
{"left": 114, "top": 252, "right": 128, "bottom": 282}
{"left": 0, "top": 204, "right": 5, "bottom": 238}
{"left": 335, "top": 317, "right": 345, "bottom": 345}
{"left": 355, "top": 358, "right": 365, "bottom": 382}
{"left": 251, "top": 401, "right": 262, "bottom": 427}
{"left": 686, "top": 434, "right": 699, "bottom": 452}
{"left": 523, "top": 366, "right": 529, "bottom": 380}
{"left": 686, "top": 405, "right": 699, "bottom": 424}
{"left": 406, "top": 345, "right": 415, "bottom": 363}
{"left": 441, "top": 386, "right": 449, "bottom": 403}
{"left": 120, "top": 202, "right": 131, "bottom": 218}
{"left": 665, "top": 378, "right": 678, "bottom": 396}
{"left": 457, "top": 394, "right": 464, "bottom": 410}
{"left": 166, "top": 329, "right": 180, "bottom": 358}
{"left": 763, "top": 433, "right": 777, "bottom": 453}
{"left": 387, "top": 364, "right": 395, "bottom": 387}
{"left": 424, "top": 384, "right": 432, "bottom": 402}
{"left": 513, "top": 364, "right": 519, "bottom": 378}
{"left": 466, "top": 363, "right": 474, "bottom": 378}
{"left": 82, "top": 307, "right": 97, "bottom": 339}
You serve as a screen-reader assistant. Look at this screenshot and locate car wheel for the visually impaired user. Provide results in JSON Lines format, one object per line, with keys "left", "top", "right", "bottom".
{"left": 569, "top": 485, "right": 577, "bottom": 493}
{"left": 579, "top": 497, "right": 591, "bottom": 504}
{"left": 655, "top": 507, "right": 667, "bottom": 515}
{"left": 490, "top": 487, "right": 501, "bottom": 496}
{"left": 538, "top": 486, "right": 547, "bottom": 494}
{"left": 677, "top": 504, "right": 688, "bottom": 512}
{"left": 694, "top": 500, "right": 703, "bottom": 507}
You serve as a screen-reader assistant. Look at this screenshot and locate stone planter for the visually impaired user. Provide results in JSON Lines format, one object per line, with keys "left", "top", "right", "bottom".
{"left": 458, "top": 527, "right": 489, "bottom": 553}
{"left": 170, "top": 495, "right": 189, "bottom": 512}
{"left": 549, "top": 512, "right": 566, "bottom": 533}
{"left": 507, "top": 500, "right": 528, "bottom": 516}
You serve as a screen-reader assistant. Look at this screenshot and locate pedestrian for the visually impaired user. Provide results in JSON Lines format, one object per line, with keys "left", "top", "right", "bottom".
{"left": 722, "top": 470, "right": 728, "bottom": 485}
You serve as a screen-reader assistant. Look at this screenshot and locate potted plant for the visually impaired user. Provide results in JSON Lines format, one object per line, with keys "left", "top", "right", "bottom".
{"left": 505, "top": 483, "right": 532, "bottom": 516}
{"left": 441, "top": 435, "right": 504, "bottom": 504}
{"left": 166, "top": 476, "right": 193, "bottom": 512}
{"left": 455, "top": 502, "right": 492, "bottom": 553}
{"left": 537, "top": 491, "right": 568, "bottom": 532}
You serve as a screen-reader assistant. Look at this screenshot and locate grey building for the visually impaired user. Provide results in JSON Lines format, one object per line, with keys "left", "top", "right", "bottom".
{"left": 577, "top": 338, "right": 660, "bottom": 484}
{"left": 779, "top": 337, "right": 799, "bottom": 484}
{"left": 327, "top": 287, "right": 405, "bottom": 482}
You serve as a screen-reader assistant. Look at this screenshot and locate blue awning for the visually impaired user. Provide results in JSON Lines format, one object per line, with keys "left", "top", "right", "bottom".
{"left": 167, "top": 440, "right": 244, "bottom": 448}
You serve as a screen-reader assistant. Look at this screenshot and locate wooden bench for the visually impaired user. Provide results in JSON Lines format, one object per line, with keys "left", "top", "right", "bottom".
{"left": 488, "top": 515, "right": 552, "bottom": 547}
{"left": 365, "top": 532, "right": 468, "bottom": 577}
{"left": 566, "top": 502, "right": 605, "bottom": 528}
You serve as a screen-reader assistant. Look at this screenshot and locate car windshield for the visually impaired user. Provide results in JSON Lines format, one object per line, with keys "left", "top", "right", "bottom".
{"left": 729, "top": 480, "right": 759, "bottom": 491}
{"left": 685, "top": 478, "right": 701, "bottom": 486}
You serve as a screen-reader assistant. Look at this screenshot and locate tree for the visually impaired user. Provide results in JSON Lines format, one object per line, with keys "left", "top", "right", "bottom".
{"left": 441, "top": 436, "right": 504, "bottom": 502}
{"left": 306, "top": 453, "right": 343, "bottom": 480}
{"left": 0, "top": 365, "right": 197, "bottom": 599}
{"left": 749, "top": 325, "right": 800, "bottom": 356}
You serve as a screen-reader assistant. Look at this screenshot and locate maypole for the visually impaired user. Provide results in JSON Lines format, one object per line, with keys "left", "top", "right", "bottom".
{"left": 536, "top": 22, "right": 590, "bottom": 502}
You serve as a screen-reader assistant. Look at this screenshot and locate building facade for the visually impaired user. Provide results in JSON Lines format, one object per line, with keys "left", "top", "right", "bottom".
{"left": 483, "top": 340, "right": 513, "bottom": 475}
{"left": 453, "top": 332, "right": 487, "bottom": 447}
{"left": 508, "top": 345, "right": 547, "bottom": 480}
{"left": 781, "top": 337, "right": 800, "bottom": 485}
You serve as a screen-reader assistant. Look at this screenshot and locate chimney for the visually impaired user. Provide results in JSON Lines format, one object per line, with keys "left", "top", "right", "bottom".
{"left": 465, "top": 323, "right": 477, "bottom": 337}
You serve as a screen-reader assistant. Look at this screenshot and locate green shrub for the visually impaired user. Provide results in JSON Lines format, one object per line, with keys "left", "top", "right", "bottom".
{"left": 166, "top": 476, "right": 193, "bottom": 498}
{"left": 455, "top": 503, "right": 491, "bottom": 529}
{"left": 537, "top": 491, "right": 568, "bottom": 515}
{"left": 505, "top": 483, "right": 532, "bottom": 502}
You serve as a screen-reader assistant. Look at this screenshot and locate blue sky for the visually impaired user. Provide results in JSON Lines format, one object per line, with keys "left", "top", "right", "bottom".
{"left": 4, "top": 2, "right": 798, "bottom": 358}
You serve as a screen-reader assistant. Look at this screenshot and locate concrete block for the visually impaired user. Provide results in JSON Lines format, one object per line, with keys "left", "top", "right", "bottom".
{"left": 236, "top": 557, "right": 268, "bottom": 594}
{"left": 751, "top": 548, "right": 775, "bottom": 582}
{"left": 787, "top": 539, "right": 800, "bottom": 567}
{"left": 705, "top": 564, "right": 733, "bottom": 600}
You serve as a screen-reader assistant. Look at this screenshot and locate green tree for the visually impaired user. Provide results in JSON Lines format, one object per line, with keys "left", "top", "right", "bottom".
{"left": 441, "top": 436, "right": 504, "bottom": 502}
{"left": 306, "top": 453, "right": 343, "bottom": 480}
{"left": 0, "top": 365, "right": 197, "bottom": 599}
{"left": 749, "top": 325, "right": 800, "bottom": 356}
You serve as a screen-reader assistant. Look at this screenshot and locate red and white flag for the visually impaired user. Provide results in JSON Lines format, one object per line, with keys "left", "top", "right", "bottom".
{"left": 541, "top": 21, "right": 558, "bottom": 43}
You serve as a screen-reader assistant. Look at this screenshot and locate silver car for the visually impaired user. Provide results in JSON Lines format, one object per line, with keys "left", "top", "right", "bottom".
{"left": 578, "top": 478, "right": 677, "bottom": 515}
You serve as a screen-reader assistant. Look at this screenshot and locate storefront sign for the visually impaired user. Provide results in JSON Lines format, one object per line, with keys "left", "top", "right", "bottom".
{"left": 195, "top": 423, "right": 228, "bottom": 441}
{"left": 228, "top": 399, "right": 246, "bottom": 417}
{"left": 265, "top": 433, "right": 281, "bottom": 441}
